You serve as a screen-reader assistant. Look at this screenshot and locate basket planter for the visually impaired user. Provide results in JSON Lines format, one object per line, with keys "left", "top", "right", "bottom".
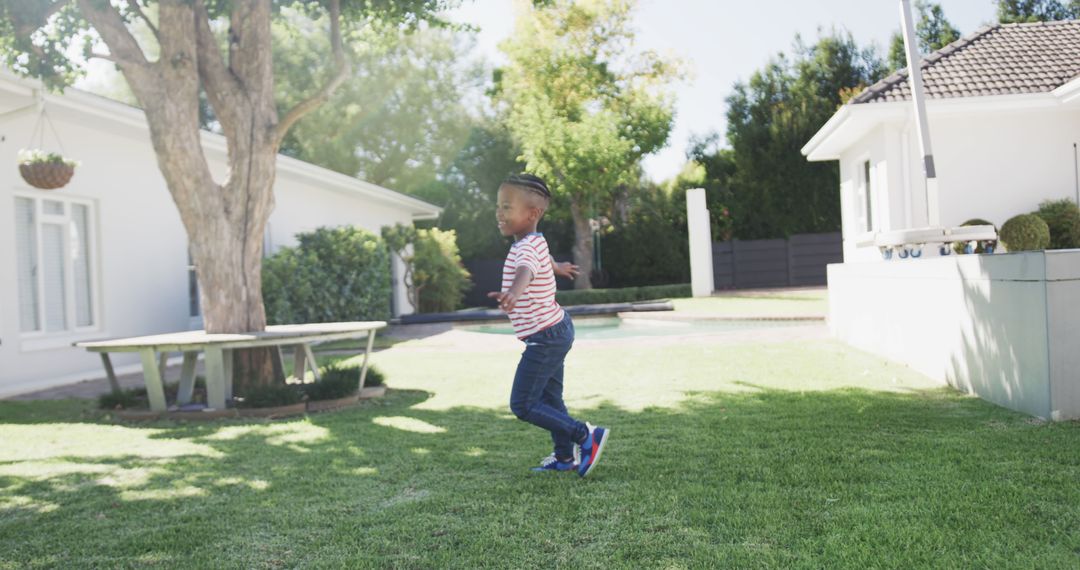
{"left": 19, "top": 161, "right": 75, "bottom": 190}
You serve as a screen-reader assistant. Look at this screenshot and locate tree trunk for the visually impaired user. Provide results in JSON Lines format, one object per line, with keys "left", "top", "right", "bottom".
{"left": 569, "top": 198, "right": 594, "bottom": 290}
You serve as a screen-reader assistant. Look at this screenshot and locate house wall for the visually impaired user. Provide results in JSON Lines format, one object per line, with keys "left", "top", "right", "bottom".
{"left": 828, "top": 250, "right": 1080, "bottom": 421}
{"left": 837, "top": 103, "right": 1080, "bottom": 262}
{"left": 0, "top": 86, "right": 429, "bottom": 398}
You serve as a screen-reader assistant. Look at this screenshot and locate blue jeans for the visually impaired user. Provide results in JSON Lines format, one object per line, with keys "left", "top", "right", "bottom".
{"left": 509, "top": 313, "right": 587, "bottom": 459}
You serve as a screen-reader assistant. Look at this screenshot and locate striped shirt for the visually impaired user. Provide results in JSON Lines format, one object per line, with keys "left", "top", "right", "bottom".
{"left": 502, "top": 233, "right": 565, "bottom": 339}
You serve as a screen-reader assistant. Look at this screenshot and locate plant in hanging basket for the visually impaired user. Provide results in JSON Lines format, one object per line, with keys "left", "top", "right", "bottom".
{"left": 17, "top": 149, "right": 78, "bottom": 190}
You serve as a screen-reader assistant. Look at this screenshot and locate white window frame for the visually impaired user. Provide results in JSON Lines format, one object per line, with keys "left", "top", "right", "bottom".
{"left": 855, "top": 156, "right": 876, "bottom": 237}
{"left": 14, "top": 191, "right": 102, "bottom": 349}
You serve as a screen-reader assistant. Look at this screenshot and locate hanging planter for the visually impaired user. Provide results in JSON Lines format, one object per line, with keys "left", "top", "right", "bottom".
{"left": 17, "top": 149, "right": 77, "bottom": 190}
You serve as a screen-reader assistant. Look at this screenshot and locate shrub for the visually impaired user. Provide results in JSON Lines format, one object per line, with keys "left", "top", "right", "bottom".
{"left": 999, "top": 214, "right": 1050, "bottom": 252}
{"left": 383, "top": 225, "right": 471, "bottom": 313}
{"left": 952, "top": 218, "right": 997, "bottom": 255}
{"left": 1034, "top": 199, "right": 1080, "bottom": 250}
{"left": 414, "top": 229, "right": 471, "bottom": 313}
{"left": 235, "top": 384, "right": 304, "bottom": 408}
{"left": 556, "top": 283, "right": 691, "bottom": 306}
{"left": 305, "top": 364, "right": 385, "bottom": 401}
{"left": 602, "top": 186, "right": 691, "bottom": 288}
{"left": 263, "top": 226, "right": 392, "bottom": 325}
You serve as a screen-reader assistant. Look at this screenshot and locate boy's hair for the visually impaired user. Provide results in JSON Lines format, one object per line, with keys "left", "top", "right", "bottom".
{"left": 502, "top": 173, "right": 551, "bottom": 199}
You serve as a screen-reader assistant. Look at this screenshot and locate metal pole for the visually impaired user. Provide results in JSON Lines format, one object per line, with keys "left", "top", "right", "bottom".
{"left": 900, "top": 0, "right": 940, "bottom": 227}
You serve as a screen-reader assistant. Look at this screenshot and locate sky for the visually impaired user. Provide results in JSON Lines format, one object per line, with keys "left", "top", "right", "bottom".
{"left": 445, "top": 0, "right": 1000, "bottom": 183}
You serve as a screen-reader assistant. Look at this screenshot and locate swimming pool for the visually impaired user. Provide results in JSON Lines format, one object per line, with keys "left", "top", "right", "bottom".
{"left": 459, "top": 317, "right": 808, "bottom": 340}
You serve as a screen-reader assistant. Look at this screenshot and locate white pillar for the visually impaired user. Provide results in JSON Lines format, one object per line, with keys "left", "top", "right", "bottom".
{"left": 900, "top": 0, "right": 940, "bottom": 227}
{"left": 686, "top": 188, "right": 715, "bottom": 297}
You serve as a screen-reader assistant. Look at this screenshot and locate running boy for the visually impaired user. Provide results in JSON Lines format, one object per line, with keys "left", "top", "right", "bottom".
{"left": 488, "top": 173, "right": 610, "bottom": 477}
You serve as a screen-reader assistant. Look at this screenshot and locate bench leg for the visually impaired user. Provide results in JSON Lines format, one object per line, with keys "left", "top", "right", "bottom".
{"left": 177, "top": 352, "right": 198, "bottom": 405}
{"left": 291, "top": 344, "right": 306, "bottom": 383}
{"left": 139, "top": 349, "right": 168, "bottom": 412}
{"left": 304, "top": 343, "right": 320, "bottom": 382}
{"left": 359, "top": 330, "right": 376, "bottom": 390}
{"left": 204, "top": 347, "right": 227, "bottom": 410}
{"left": 100, "top": 353, "right": 120, "bottom": 393}
{"left": 223, "top": 349, "right": 234, "bottom": 401}
{"left": 158, "top": 351, "right": 170, "bottom": 383}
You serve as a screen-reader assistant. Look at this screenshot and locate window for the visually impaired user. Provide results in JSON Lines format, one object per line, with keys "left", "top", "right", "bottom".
{"left": 861, "top": 159, "right": 874, "bottom": 233}
{"left": 14, "top": 196, "right": 98, "bottom": 334}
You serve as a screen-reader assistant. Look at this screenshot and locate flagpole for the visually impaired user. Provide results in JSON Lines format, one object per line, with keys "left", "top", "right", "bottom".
{"left": 900, "top": 0, "right": 939, "bottom": 227}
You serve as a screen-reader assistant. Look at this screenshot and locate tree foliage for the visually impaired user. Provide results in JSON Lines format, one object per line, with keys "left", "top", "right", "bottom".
{"left": 996, "top": 0, "right": 1080, "bottom": 23}
{"left": 275, "top": 18, "right": 480, "bottom": 194}
{"left": 496, "top": 0, "right": 678, "bottom": 288}
{"left": 721, "top": 30, "right": 886, "bottom": 239}
{"left": 888, "top": 1, "right": 962, "bottom": 71}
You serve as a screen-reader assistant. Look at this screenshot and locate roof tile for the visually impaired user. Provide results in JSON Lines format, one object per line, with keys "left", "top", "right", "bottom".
{"left": 852, "top": 20, "right": 1080, "bottom": 104}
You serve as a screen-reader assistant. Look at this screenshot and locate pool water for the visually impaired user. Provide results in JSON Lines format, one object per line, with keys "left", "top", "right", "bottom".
{"left": 460, "top": 317, "right": 805, "bottom": 340}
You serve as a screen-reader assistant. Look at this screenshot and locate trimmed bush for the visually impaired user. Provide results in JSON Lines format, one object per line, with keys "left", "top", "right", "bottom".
{"left": 306, "top": 364, "right": 385, "bottom": 401}
{"left": 556, "top": 283, "right": 691, "bottom": 306}
{"left": 952, "top": 218, "right": 997, "bottom": 255}
{"left": 1034, "top": 199, "right": 1080, "bottom": 250}
{"left": 235, "top": 384, "right": 304, "bottom": 409}
{"left": 263, "top": 226, "right": 392, "bottom": 325}
{"left": 999, "top": 214, "right": 1050, "bottom": 252}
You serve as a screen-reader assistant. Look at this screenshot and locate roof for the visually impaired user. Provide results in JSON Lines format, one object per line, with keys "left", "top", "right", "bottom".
{"left": 0, "top": 69, "right": 441, "bottom": 220}
{"left": 852, "top": 19, "right": 1080, "bottom": 104}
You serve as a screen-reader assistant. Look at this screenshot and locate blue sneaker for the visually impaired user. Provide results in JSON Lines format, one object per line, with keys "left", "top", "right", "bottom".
{"left": 577, "top": 423, "right": 609, "bottom": 478}
{"left": 531, "top": 453, "right": 577, "bottom": 473}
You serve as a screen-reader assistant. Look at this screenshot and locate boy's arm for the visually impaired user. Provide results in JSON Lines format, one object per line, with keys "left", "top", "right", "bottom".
{"left": 550, "top": 255, "right": 580, "bottom": 280}
{"left": 487, "top": 266, "right": 534, "bottom": 312}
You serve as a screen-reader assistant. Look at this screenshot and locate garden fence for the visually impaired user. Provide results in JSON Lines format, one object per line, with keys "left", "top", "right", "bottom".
{"left": 712, "top": 232, "right": 842, "bottom": 289}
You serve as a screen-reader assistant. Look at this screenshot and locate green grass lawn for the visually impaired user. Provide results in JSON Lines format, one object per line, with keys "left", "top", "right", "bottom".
{"left": 672, "top": 288, "right": 828, "bottom": 317}
{"left": 2, "top": 326, "right": 1078, "bottom": 568}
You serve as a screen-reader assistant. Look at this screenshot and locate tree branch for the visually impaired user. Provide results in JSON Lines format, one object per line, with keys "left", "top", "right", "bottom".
{"left": 75, "top": 0, "right": 151, "bottom": 78}
{"left": 274, "top": 0, "right": 350, "bottom": 146}
{"left": 125, "top": 0, "right": 160, "bottom": 42}
{"left": 194, "top": 0, "right": 241, "bottom": 134}
{"left": 88, "top": 51, "right": 120, "bottom": 64}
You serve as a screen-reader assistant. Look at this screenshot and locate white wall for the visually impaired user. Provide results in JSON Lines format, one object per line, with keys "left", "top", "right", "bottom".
{"left": 828, "top": 250, "right": 1080, "bottom": 421}
{"left": 0, "top": 85, "right": 431, "bottom": 397}
{"left": 837, "top": 103, "right": 1080, "bottom": 262}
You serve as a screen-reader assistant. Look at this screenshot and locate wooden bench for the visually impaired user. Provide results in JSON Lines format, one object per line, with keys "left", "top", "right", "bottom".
{"left": 75, "top": 321, "right": 386, "bottom": 411}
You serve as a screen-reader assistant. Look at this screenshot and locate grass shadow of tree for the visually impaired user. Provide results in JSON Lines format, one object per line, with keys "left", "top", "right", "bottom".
{"left": 2, "top": 386, "right": 1078, "bottom": 568}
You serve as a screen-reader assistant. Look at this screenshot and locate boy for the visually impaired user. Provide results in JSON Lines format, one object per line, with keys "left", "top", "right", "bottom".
{"left": 488, "top": 173, "right": 610, "bottom": 477}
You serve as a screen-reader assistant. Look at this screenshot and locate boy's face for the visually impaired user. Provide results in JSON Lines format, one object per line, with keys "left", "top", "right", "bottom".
{"left": 496, "top": 184, "right": 544, "bottom": 238}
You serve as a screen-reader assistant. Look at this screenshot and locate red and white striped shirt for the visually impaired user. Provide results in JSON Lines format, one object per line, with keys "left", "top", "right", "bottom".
{"left": 502, "top": 233, "right": 565, "bottom": 339}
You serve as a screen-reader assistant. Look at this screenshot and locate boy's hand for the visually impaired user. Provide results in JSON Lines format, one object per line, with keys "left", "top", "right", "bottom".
{"left": 553, "top": 261, "right": 580, "bottom": 280}
{"left": 487, "top": 291, "right": 521, "bottom": 313}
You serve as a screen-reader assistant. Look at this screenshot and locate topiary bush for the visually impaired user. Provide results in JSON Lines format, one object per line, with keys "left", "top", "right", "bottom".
{"left": 1034, "top": 199, "right": 1080, "bottom": 250}
{"left": 999, "top": 214, "right": 1050, "bottom": 252}
{"left": 952, "top": 218, "right": 998, "bottom": 255}
{"left": 263, "top": 226, "right": 392, "bottom": 325}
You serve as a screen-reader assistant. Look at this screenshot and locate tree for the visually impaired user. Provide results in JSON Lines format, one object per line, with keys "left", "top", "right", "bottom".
{"left": 887, "top": 1, "right": 961, "bottom": 71}
{"left": 996, "top": 0, "right": 1079, "bottom": 23}
{"left": 721, "top": 30, "right": 886, "bottom": 239}
{"left": 275, "top": 20, "right": 481, "bottom": 195}
{"left": 497, "top": 0, "right": 678, "bottom": 289}
{"left": 0, "top": 0, "right": 450, "bottom": 389}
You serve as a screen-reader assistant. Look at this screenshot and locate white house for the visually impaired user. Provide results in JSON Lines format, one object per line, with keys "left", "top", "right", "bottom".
{"left": 802, "top": 20, "right": 1080, "bottom": 420}
{"left": 0, "top": 71, "right": 441, "bottom": 398}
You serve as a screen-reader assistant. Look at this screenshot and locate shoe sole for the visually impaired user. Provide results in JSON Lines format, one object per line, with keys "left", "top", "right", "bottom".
{"left": 580, "top": 429, "right": 609, "bottom": 478}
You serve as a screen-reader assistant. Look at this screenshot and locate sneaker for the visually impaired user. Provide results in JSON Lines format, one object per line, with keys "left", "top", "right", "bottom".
{"left": 577, "top": 423, "right": 610, "bottom": 478}
{"left": 530, "top": 453, "right": 577, "bottom": 473}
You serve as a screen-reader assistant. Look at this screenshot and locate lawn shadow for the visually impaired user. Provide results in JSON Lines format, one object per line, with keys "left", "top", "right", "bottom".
{"left": 2, "top": 385, "right": 1078, "bottom": 567}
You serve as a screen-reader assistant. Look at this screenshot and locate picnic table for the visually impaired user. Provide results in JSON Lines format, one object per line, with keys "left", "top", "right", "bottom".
{"left": 75, "top": 321, "right": 386, "bottom": 412}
